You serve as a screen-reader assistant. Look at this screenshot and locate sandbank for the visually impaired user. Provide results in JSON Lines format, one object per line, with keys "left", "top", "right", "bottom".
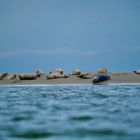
{"left": 0, "top": 72, "right": 140, "bottom": 85}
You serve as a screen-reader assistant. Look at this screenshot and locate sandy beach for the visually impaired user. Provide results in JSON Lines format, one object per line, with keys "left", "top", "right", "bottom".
{"left": 0, "top": 72, "right": 140, "bottom": 85}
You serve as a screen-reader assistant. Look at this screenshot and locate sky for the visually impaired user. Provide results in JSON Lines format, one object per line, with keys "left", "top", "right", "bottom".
{"left": 0, "top": 0, "right": 140, "bottom": 73}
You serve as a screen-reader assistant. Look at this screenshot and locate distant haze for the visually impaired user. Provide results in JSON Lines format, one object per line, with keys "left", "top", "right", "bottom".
{"left": 0, "top": 0, "right": 140, "bottom": 73}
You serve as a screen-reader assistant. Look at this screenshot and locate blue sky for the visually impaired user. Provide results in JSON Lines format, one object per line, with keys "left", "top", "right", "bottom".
{"left": 0, "top": 0, "right": 140, "bottom": 73}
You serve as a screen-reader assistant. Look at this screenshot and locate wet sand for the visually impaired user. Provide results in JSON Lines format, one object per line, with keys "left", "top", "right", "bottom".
{"left": 0, "top": 72, "right": 140, "bottom": 85}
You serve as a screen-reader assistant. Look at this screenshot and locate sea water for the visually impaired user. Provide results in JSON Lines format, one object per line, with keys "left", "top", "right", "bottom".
{"left": 0, "top": 84, "right": 140, "bottom": 140}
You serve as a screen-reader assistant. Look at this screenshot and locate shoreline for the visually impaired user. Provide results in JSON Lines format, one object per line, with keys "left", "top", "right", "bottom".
{"left": 0, "top": 72, "right": 140, "bottom": 85}
{"left": 1, "top": 83, "right": 140, "bottom": 87}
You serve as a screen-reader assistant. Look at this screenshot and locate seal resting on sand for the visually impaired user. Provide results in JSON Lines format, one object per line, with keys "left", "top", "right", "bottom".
{"left": 35, "top": 69, "right": 43, "bottom": 77}
{"left": 18, "top": 74, "right": 37, "bottom": 80}
{"left": 97, "top": 68, "right": 108, "bottom": 74}
{"left": 133, "top": 70, "right": 140, "bottom": 75}
{"left": 47, "top": 73, "right": 66, "bottom": 80}
{"left": 92, "top": 74, "right": 110, "bottom": 83}
{"left": 73, "top": 69, "right": 81, "bottom": 75}
{"left": 47, "top": 72, "right": 69, "bottom": 80}
{"left": 47, "top": 68, "right": 69, "bottom": 80}
{"left": 52, "top": 68, "right": 64, "bottom": 75}
{"left": 78, "top": 73, "right": 93, "bottom": 79}
{"left": 0, "top": 73, "right": 8, "bottom": 80}
{"left": 6, "top": 74, "right": 18, "bottom": 80}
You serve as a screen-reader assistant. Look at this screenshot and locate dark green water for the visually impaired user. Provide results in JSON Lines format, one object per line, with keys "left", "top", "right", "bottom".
{"left": 0, "top": 84, "right": 140, "bottom": 140}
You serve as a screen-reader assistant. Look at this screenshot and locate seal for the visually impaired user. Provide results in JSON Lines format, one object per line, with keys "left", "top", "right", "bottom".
{"left": 0, "top": 73, "right": 8, "bottom": 80}
{"left": 133, "top": 70, "right": 140, "bottom": 75}
{"left": 97, "top": 68, "right": 108, "bottom": 74}
{"left": 6, "top": 74, "right": 18, "bottom": 80}
{"left": 92, "top": 74, "right": 110, "bottom": 83}
{"left": 47, "top": 68, "right": 68, "bottom": 80}
{"left": 52, "top": 68, "right": 64, "bottom": 75}
{"left": 78, "top": 73, "right": 93, "bottom": 79}
{"left": 47, "top": 72, "right": 68, "bottom": 80}
{"left": 73, "top": 69, "right": 81, "bottom": 75}
{"left": 35, "top": 69, "right": 43, "bottom": 77}
{"left": 18, "top": 74, "right": 37, "bottom": 80}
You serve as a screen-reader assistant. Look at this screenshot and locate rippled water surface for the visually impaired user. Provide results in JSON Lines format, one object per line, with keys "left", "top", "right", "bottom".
{"left": 0, "top": 84, "right": 140, "bottom": 140}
